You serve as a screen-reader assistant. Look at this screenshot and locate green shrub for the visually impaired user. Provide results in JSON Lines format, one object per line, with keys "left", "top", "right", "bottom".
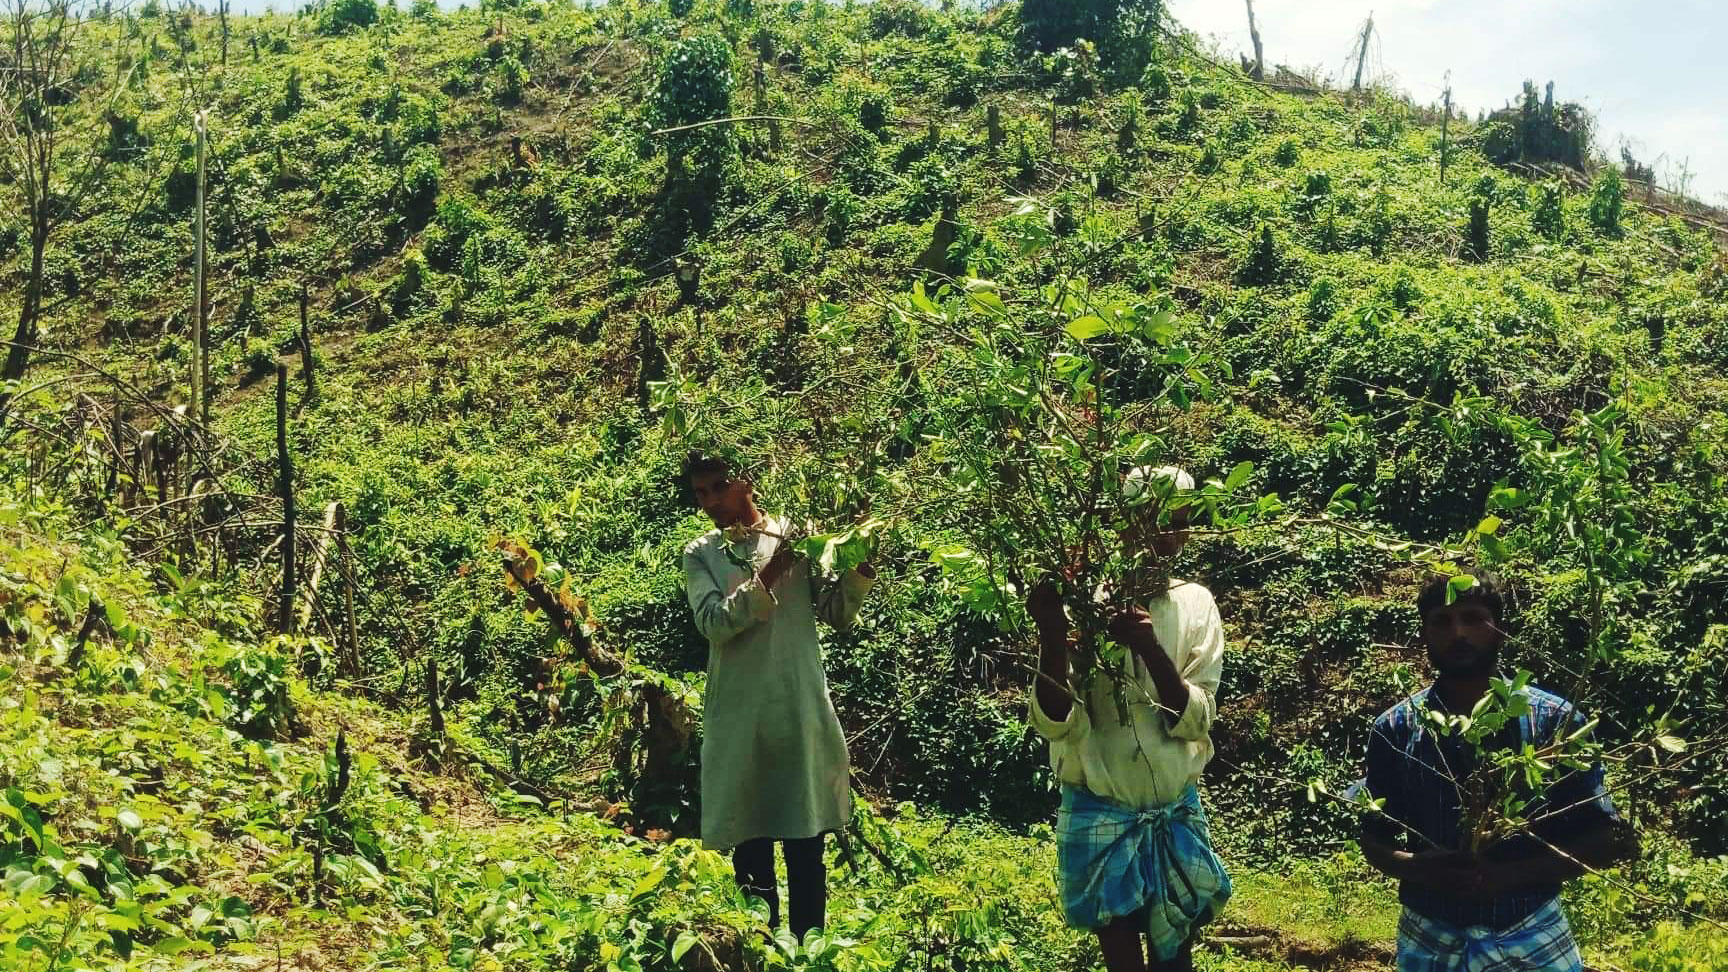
{"left": 1590, "top": 166, "right": 1625, "bottom": 235}
{"left": 1466, "top": 197, "right": 1491, "bottom": 261}
{"left": 399, "top": 144, "right": 442, "bottom": 224}
{"left": 649, "top": 33, "right": 734, "bottom": 178}
{"left": 395, "top": 93, "right": 442, "bottom": 146}
{"left": 217, "top": 639, "right": 295, "bottom": 740}
{"left": 1273, "top": 137, "right": 1300, "bottom": 167}
{"left": 867, "top": 0, "right": 932, "bottom": 39}
{"left": 423, "top": 198, "right": 492, "bottom": 270}
{"left": 1306, "top": 277, "right": 1339, "bottom": 322}
{"left": 1020, "top": 0, "right": 1162, "bottom": 84}
{"left": 281, "top": 65, "right": 305, "bottom": 115}
{"left": 391, "top": 249, "right": 430, "bottom": 316}
{"left": 318, "top": 0, "right": 378, "bottom": 35}
{"left": 1140, "top": 62, "right": 1171, "bottom": 103}
{"left": 1238, "top": 225, "right": 1282, "bottom": 286}
{"left": 493, "top": 55, "right": 529, "bottom": 105}
{"left": 1533, "top": 183, "right": 1566, "bottom": 240}
{"left": 857, "top": 89, "right": 891, "bottom": 136}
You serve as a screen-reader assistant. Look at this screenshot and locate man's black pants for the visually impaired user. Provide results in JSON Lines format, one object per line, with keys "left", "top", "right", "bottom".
{"left": 731, "top": 835, "right": 826, "bottom": 939}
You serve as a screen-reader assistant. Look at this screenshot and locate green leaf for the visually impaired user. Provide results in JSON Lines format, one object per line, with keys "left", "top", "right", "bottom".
{"left": 1446, "top": 574, "right": 1478, "bottom": 603}
{"left": 909, "top": 281, "right": 937, "bottom": 316}
{"left": 117, "top": 809, "right": 143, "bottom": 831}
{"left": 967, "top": 290, "right": 1008, "bottom": 316}
{"left": 1656, "top": 734, "right": 1687, "bottom": 753}
{"left": 1476, "top": 515, "right": 1503, "bottom": 536}
{"left": 1224, "top": 461, "right": 1253, "bottom": 491}
{"left": 1064, "top": 315, "right": 1109, "bottom": 341}
{"left": 1139, "top": 308, "right": 1177, "bottom": 342}
{"left": 631, "top": 866, "right": 668, "bottom": 900}
{"left": 671, "top": 931, "right": 700, "bottom": 961}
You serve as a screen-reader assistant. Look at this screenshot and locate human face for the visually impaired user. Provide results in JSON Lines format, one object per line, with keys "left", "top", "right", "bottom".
{"left": 1123, "top": 504, "right": 1193, "bottom": 562}
{"left": 690, "top": 471, "right": 753, "bottom": 529}
{"left": 1422, "top": 599, "right": 1505, "bottom": 680}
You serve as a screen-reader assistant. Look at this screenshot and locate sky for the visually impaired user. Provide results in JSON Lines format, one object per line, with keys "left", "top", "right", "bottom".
{"left": 1164, "top": 0, "right": 1727, "bottom": 205}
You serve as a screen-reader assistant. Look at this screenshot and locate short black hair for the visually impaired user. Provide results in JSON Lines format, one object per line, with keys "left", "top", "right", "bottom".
{"left": 680, "top": 450, "right": 733, "bottom": 487}
{"left": 1416, "top": 571, "right": 1506, "bottom": 625}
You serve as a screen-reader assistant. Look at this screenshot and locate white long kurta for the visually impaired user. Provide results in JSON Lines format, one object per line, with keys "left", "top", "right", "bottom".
{"left": 683, "top": 515, "right": 874, "bottom": 851}
{"left": 1029, "top": 579, "right": 1226, "bottom": 810}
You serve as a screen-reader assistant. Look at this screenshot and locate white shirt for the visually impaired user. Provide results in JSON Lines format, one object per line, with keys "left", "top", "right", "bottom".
{"left": 1029, "top": 579, "right": 1226, "bottom": 810}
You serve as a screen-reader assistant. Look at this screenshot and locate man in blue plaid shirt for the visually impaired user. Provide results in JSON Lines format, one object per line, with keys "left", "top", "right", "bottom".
{"left": 1361, "top": 574, "right": 1638, "bottom": 972}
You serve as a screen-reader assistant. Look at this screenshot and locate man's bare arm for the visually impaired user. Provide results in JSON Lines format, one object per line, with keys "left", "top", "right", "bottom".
{"left": 1029, "top": 580, "right": 1073, "bottom": 722}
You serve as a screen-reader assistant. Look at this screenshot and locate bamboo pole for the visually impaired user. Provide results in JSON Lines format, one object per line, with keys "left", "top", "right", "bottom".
{"left": 299, "top": 284, "right": 314, "bottom": 399}
{"left": 297, "top": 501, "right": 342, "bottom": 634}
{"left": 1440, "top": 76, "right": 1453, "bottom": 187}
{"left": 276, "top": 363, "right": 296, "bottom": 634}
{"left": 193, "top": 111, "right": 209, "bottom": 424}
{"left": 340, "top": 527, "right": 360, "bottom": 679}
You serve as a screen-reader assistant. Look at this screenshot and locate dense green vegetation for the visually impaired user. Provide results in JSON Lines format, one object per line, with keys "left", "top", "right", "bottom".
{"left": 4, "top": 0, "right": 1728, "bottom": 968}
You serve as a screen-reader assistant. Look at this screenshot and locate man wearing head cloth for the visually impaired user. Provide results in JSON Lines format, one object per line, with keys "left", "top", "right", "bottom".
{"left": 1026, "top": 466, "right": 1233, "bottom": 972}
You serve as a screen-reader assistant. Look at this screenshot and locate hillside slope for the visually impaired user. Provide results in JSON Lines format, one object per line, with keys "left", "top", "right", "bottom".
{"left": 3, "top": 0, "right": 1728, "bottom": 968}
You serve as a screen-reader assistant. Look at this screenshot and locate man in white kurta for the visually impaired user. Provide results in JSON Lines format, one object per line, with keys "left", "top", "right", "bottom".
{"left": 681, "top": 453, "right": 874, "bottom": 940}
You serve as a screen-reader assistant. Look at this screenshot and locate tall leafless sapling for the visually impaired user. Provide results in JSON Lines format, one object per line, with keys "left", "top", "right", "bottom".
{"left": 0, "top": 0, "right": 135, "bottom": 411}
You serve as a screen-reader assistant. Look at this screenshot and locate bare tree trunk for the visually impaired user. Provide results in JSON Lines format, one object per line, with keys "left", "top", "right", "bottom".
{"left": 277, "top": 363, "right": 296, "bottom": 634}
{"left": 0, "top": 224, "right": 46, "bottom": 392}
{"left": 1351, "top": 14, "right": 1374, "bottom": 94}
{"left": 299, "top": 284, "right": 314, "bottom": 398}
{"left": 340, "top": 528, "right": 360, "bottom": 679}
{"left": 1243, "top": 0, "right": 1264, "bottom": 80}
{"left": 1440, "top": 80, "right": 1453, "bottom": 187}
{"left": 193, "top": 112, "right": 209, "bottom": 424}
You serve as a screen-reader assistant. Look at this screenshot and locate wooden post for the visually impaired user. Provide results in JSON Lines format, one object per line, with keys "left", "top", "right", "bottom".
{"left": 219, "top": 0, "right": 229, "bottom": 67}
{"left": 425, "top": 662, "right": 444, "bottom": 735}
{"left": 193, "top": 111, "right": 209, "bottom": 425}
{"left": 340, "top": 524, "right": 360, "bottom": 679}
{"left": 276, "top": 363, "right": 296, "bottom": 635}
{"left": 297, "top": 501, "right": 343, "bottom": 634}
{"left": 299, "top": 284, "right": 314, "bottom": 399}
{"left": 135, "top": 430, "right": 157, "bottom": 505}
{"left": 1440, "top": 74, "right": 1453, "bottom": 187}
{"left": 1243, "top": 0, "right": 1264, "bottom": 80}
{"left": 986, "top": 104, "right": 1003, "bottom": 149}
{"left": 107, "top": 390, "right": 123, "bottom": 498}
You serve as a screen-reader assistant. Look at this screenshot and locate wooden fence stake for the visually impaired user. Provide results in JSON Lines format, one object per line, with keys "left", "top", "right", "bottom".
{"left": 297, "top": 501, "right": 343, "bottom": 635}
{"left": 193, "top": 111, "right": 210, "bottom": 425}
{"left": 276, "top": 363, "right": 296, "bottom": 634}
{"left": 299, "top": 284, "right": 315, "bottom": 399}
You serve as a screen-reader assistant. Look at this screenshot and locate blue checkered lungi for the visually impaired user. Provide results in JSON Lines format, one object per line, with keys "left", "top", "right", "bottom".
{"left": 1055, "top": 783, "right": 1231, "bottom": 961}
{"left": 1396, "top": 896, "right": 1582, "bottom": 972}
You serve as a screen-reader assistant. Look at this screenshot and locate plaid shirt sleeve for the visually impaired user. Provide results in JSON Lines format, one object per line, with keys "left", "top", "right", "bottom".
{"left": 1363, "top": 709, "right": 1407, "bottom": 847}
{"left": 1530, "top": 703, "right": 1619, "bottom": 841}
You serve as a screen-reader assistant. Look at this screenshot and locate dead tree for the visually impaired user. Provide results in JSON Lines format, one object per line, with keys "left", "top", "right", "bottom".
{"left": 0, "top": 0, "right": 137, "bottom": 408}
{"left": 1349, "top": 12, "right": 1375, "bottom": 94}
{"left": 1243, "top": 0, "right": 1264, "bottom": 80}
{"left": 501, "top": 550, "right": 697, "bottom": 821}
